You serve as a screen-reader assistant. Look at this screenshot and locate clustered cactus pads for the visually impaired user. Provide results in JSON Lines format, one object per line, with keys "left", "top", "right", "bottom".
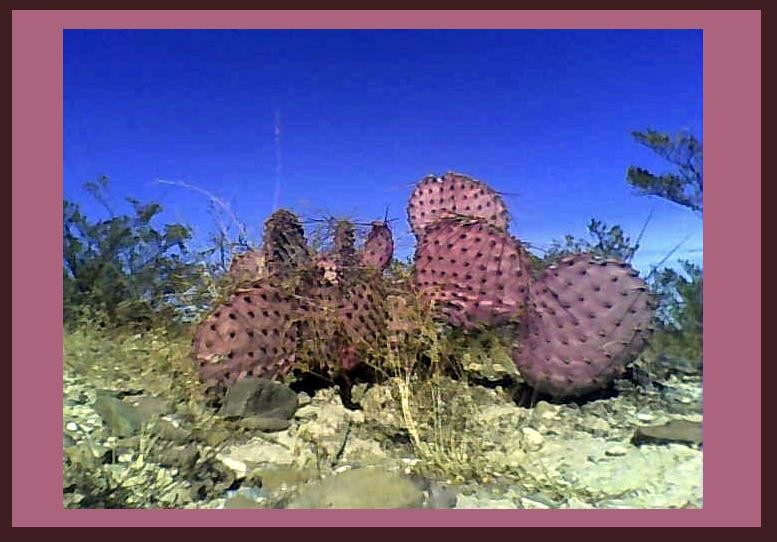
{"left": 192, "top": 211, "right": 395, "bottom": 393}
{"left": 408, "top": 171, "right": 656, "bottom": 398}
{"left": 192, "top": 171, "right": 657, "bottom": 401}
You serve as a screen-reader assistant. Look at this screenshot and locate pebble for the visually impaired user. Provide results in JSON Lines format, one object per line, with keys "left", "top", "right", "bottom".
{"left": 66, "top": 422, "right": 79, "bottom": 432}
{"left": 533, "top": 401, "right": 561, "bottom": 420}
{"left": 605, "top": 445, "right": 629, "bottom": 457}
{"left": 520, "top": 497, "right": 551, "bottom": 509}
{"left": 521, "top": 427, "right": 544, "bottom": 450}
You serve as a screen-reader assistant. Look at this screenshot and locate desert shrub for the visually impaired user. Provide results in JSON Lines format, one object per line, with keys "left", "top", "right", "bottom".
{"left": 63, "top": 178, "right": 215, "bottom": 330}
{"left": 544, "top": 218, "right": 640, "bottom": 264}
{"left": 645, "top": 260, "right": 703, "bottom": 363}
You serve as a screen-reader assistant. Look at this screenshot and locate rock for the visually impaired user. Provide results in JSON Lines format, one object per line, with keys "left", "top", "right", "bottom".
{"left": 632, "top": 420, "right": 702, "bottom": 447}
{"left": 219, "top": 456, "right": 249, "bottom": 478}
{"left": 218, "top": 378, "right": 298, "bottom": 421}
{"left": 153, "top": 419, "right": 191, "bottom": 443}
{"left": 239, "top": 416, "right": 292, "bottom": 432}
{"left": 286, "top": 468, "right": 424, "bottom": 509}
{"left": 204, "top": 429, "right": 231, "bottom": 447}
{"left": 65, "top": 421, "right": 79, "bottom": 432}
{"left": 520, "top": 497, "right": 551, "bottom": 509}
{"left": 126, "top": 396, "right": 170, "bottom": 420}
{"left": 456, "top": 493, "right": 517, "bottom": 509}
{"left": 224, "top": 494, "right": 262, "bottom": 509}
{"left": 93, "top": 391, "right": 146, "bottom": 437}
{"left": 425, "top": 482, "right": 459, "bottom": 509}
{"left": 64, "top": 442, "right": 110, "bottom": 466}
{"left": 578, "top": 417, "right": 611, "bottom": 436}
{"left": 521, "top": 427, "right": 544, "bottom": 451}
{"left": 156, "top": 444, "right": 200, "bottom": 470}
{"left": 604, "top": 444, "right": 629, "bottom": 457}
{"left": 218, "top": 436, "right": 296, "bottom": 477}
{"left": 563, "top": 497, "right": 595, "bottom": 509}
{"left": 533, "top": 401, "right": 561, "bottom": 421}
{"left": 248, "top": 466, "right": 314, "bottom": 492}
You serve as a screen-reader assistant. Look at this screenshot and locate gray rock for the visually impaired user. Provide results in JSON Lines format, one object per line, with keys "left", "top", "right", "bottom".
{"left": 153, "top": 419, "right": 191, "bottom": 443}
{"left": 156, "top": 444, "right": 200, "bottom": 470}
{"left": 286, "top": 468, "right": 424, "bottom": 509}
{"left": 238, "top": 416, "right": 292, "bottom": 432}
{"left": 632, "top": 420, "right": 702, "bottom": 447}
{"left": 424, "top": 481, "right": 459, "bottom": 509}
{"left": 126, "top": 396, "right": 170, "bottom": 420}
{"left": 224, "top": 494, "right": 262, "bottom": 509}
{"left": 93, "top": 390, "right": 146, "bottom": 437}
{"left": 456, "top": 493, "right": 518, "bottom": 509}
{"left": 218, "top": 378, "right": 298, "bottom": 421}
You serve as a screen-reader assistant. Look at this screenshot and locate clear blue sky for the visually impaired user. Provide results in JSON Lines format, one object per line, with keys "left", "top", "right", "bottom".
{"left": 64, "top": 29, "right": 702, "bottom": 275}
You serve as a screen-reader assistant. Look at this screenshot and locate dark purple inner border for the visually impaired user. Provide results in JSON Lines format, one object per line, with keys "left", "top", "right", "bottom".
{"left": 11, "top": 10, "right": 761, "bottom": 527}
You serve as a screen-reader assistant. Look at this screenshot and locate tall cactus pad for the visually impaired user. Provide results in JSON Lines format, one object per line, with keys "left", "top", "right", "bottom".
{"left": 333, "top": 220, "right": 359, "bottom": 270}
{"left": 361, "top": 222, "right": 394, "bottom": 270}
{"left": 414, "top": 217, "right": 532, "bottom": 329}
{"left": 262, "top": 209, "right": 310, "bottom": 277}
{"left": 193, "top": 285, "right": 299, "bottom": 390}
{"left": 512, "top": 254, "right": 656, "bottom": 398}
{"left": 408, "top": 172, "right": 510, "bottom": 238}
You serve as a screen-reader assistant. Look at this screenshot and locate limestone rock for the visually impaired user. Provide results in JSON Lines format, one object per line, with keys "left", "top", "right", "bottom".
{"left": 286, "top": 468, "right": 424, "bottom": 509}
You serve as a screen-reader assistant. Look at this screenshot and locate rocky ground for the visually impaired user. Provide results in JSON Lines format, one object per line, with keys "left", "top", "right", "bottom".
{"left": 63, "top": 331, "right": 702, "bottom": 510}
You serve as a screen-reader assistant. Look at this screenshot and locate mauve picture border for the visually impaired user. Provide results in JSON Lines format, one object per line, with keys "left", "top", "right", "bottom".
{"left": 11, "top": 10, "right": 760, "bottom": 527}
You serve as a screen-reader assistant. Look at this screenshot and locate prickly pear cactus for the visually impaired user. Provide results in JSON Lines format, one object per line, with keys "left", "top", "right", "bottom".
{"left": 512, "top": 254, "right": 656, "bottom": 398}
{"left": 408, "top": 172, "right": 510, "bottom": 238}
{"left": 360, "top": 221, "right": 394, "bottom": 270}
{"left": 192, "top": 284, "right": 300, "bottom": 391}
{"left": 262, "top": 209, "right": 310, "bottom": 278}
{"left": 297, "top": 264, "right": 389, "bottom": 373}
{"left": 414, "top": 217, "right": 532, "bottom": 328}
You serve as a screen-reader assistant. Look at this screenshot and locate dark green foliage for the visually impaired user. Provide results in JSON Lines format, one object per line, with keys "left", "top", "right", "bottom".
{"left": 625, "top": 129, "right": 703, "bottom": 364}
{"left": 646, "top": 260, "right": 703, "bottom": 363}
{"left": 626, "top": 129, "right": 703, "bottom": 214}
{"left": 544, "top": 219, "right": 640, "bottom": 263}
{"left": 63, "top": 179, "right": 209, "bottom": 329}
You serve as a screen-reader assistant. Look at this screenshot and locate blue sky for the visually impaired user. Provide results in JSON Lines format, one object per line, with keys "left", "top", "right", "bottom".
{"left": 64, "top": 29, "right": 702, "bottom": 275}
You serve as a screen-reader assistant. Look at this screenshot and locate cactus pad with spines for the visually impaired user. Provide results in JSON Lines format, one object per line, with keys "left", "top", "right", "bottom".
{"left": 262, "top": 209, "right": 310, "bottom": 278}
{"left": 512, "top": 254, "right": 656, "bottom": 398}
{"left": 192, "top": 284, "right": 300, "bottom": 391}
{"left": 332, "top": 219, "right": 358, "bottom": 270}
{"left": 360, "top": 221, "right": 394, "bottom": 270}
{"left": 414, "top": 217, "right": 532, "bottom": 329}
{"left": 408, "top": 172, "right": 510, "bottom": 238}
